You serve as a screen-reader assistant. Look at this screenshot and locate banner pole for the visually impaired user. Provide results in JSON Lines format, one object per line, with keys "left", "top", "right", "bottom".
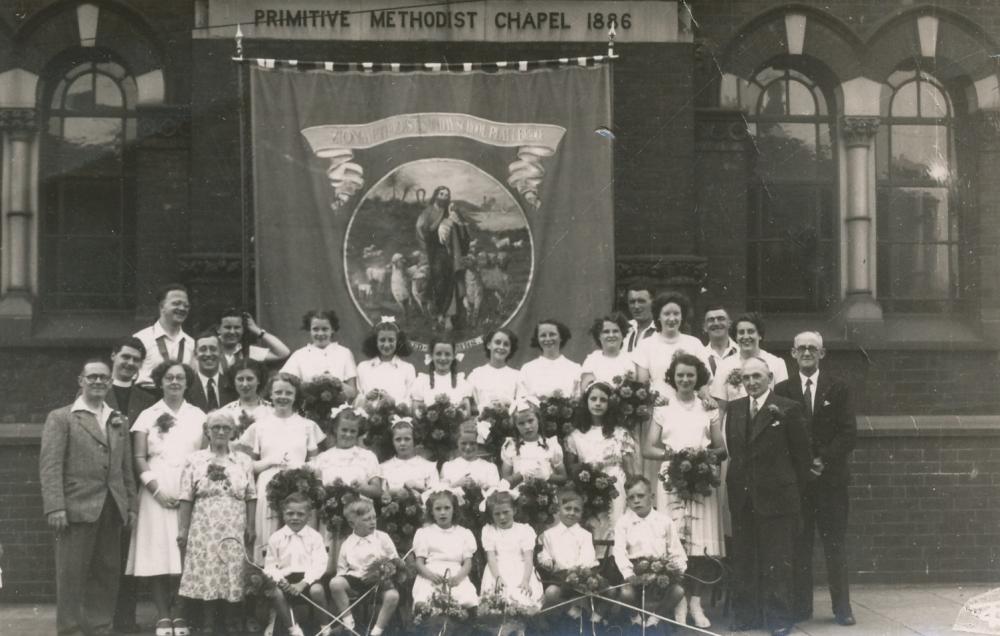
{"left": 235, "top": 24, "right": 252, "bottom": 309}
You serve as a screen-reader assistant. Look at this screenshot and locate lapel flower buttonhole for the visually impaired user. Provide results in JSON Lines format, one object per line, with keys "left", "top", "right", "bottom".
{"left": 108, "top": 411, "right": 126, "bottom": 430}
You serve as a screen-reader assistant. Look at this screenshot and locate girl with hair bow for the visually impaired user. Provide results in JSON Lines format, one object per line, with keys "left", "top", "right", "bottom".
{"left": 411, "top": 488, "right": 480, "bottom": 609}
{"left": 480, "top": 485, "right": 544, "bottom": 613}
{"left": 379, "top": 416, "right": 439, "bottom": 497}
{"left": 356, "top": 316, "right": 416, "bottom": 406}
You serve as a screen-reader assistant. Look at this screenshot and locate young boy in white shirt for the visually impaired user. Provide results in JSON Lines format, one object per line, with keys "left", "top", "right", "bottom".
{"left": 613, "top": 476, "right": 687, "bottom": 628}
{"left": 329, "top": 500, "right": 401, "bottom": 636}
{"left": 263, "top": 493, "right": 330, "bottom": 636}
{"left": 538, "top": 488, "right": 602, "bottom": 623}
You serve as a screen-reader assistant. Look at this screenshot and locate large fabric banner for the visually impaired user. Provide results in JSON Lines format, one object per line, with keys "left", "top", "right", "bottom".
{"left": 252, "top": 64, "right": 613, "bottom": 367}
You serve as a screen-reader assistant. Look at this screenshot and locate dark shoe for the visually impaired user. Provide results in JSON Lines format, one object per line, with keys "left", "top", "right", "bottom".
{"left": 112, "top": 623, "right": 142, "bottom": 634}
{"left": 733, "top": 621, "right": 761, "bottom": 632}
{"left": 835, "top": 613, "right": 857, "bottom": 626}
{"left": 771, "top": 627, "right": 793, "bottom": 636}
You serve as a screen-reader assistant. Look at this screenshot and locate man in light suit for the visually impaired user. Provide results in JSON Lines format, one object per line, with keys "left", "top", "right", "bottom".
{"left": 185, "top": 332, "right": 237, "bottom": 412}
{"left": 726, "top": 356, "right": 812, "bottom": 636}
{"left": 104, "top": 338, "right": 155, "bottom": 634}
{"left": 775, "top": 331, "right": 856, "bottom": 626}
{"left": 40, "top": 359, "right": 137, "bottom": 635}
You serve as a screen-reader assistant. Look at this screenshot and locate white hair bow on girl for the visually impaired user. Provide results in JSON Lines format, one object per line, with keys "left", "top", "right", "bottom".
{"left": 423, "top": 351, "right": 466, "bottom": 366}
{"left": 329, "top": 404, "right": 368, "bottom": 420}
{"left": 390, "top": 414, "right": 414, "bottom": 429}
{"left": 420, "top": 485, "right": 466, "bottom": 506}
{"left": 508, "top": 394, "right": 540, "bottom": 416}
{"left": 478, "top": 479, "right": 519, "bottom": 512}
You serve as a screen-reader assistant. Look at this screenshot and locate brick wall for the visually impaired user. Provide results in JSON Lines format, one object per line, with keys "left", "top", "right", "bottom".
{"left": 0, "top": 439, "right": 53, "bottom": 601}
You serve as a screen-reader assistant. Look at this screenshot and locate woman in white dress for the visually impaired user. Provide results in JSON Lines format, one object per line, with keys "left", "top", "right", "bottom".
{"left": 280, "top": 309, "right": 358, "bottom": 400}
{"left": 467, "top": 327, "right": 520, "bottom": 412}
{"left": 633, "top": 292, "right": 712, "bottom": 486}
{"left": 379, "top": 418, "right": 439, "bottom": 496}
{"left": 517, "top": 319, "right": 581, "bottom": 399}
{"left": 580, "top": 313, "right": 635, "bottom": 389}
{"left": 355, "top": 317, "right": 416, "bottom": 406}
{"left": 127, "top": 361, "right": 206, "bottom": 635}
{"left": 644, "top": 353, "right": 725, "bottom": 629}
{"left": 409, "top": 338, "right": 472, "bottom": 415}
{"left": 239, "top": 372, "right": 325, "bottom": 563}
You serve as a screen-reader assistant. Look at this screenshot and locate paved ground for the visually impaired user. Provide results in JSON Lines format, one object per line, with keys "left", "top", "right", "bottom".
{"left": 0, "top": 584, "right": 994, "bottom": 635}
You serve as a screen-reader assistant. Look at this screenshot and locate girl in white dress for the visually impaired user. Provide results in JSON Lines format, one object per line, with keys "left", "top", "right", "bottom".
{"left": 440, "top": 429, "right": 500, "bottom": 489}
{"left": 480, "top": 490, "right": 543, "bottom": 612}
{"left": 355, "top": 317, "right": 416, "bottom": 406}
{"left": 311, "top": 406, "right": 382, "bottom": 497}
{"left": 379, "top": 418, "right": 439, "bottom": 496}
{"left": 239, "top": 373, "right": 325, "bottom": 563}
{"left": 564, "top": 381, "right": 636, "bottom": 539}
{"left": 411, "top": 489, "right": 480, "bottom": 608}
{"left": 467, "top": 328, "right": 520, "bottom": 411}
{"left": 281, "top": 309, "right": 358, "bottom": 400}
{"left": 633, "top": 292, "right": 712, "bottom": 487}
{"left": 410, "top": 338, "right": 472, "bottom": 416}
{"left": 127, "top": 361, "right": 206, "bottom": 635}
{"left": 580, "top": 313, "right": 635, "bottom": 389}
{"left": 643, "top": 353, "right": 725, "bottom": 629}
{"left": 500, "top": 398, "right": 568, "bottom": 486}
{"left": 517, "top": 320, "right": 581, "bottom": 399}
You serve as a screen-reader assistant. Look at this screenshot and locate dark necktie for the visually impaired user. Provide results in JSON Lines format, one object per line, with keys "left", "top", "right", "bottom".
{"left": 207, "top": 377, "right": 219, "bottom": 411}
{"left": 804, "top": 378, "right": 814, "bottom": 419}
{"left": 709, "top": 356, "right": 718, "bottom": 375}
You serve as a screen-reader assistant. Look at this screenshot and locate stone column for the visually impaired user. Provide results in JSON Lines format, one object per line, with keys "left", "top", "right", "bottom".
{"left": 972, "top": 110, "right": 1000, "bottom": 342}
{"left": 840, "top": 115, "right": 883, "bottom": 334}
{"left": 0, "top": 108, "right": 37, "bottom": 323}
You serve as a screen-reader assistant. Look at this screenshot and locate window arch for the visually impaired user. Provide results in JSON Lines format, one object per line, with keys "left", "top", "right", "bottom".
{"left": 41, "top": 51, "right": 137, "bottom": 311}
{"left": 730, "top": 64, "right": 837, "bottom": 312}
{"left": 876, "top": 69, "right": 959, "bottom": 312}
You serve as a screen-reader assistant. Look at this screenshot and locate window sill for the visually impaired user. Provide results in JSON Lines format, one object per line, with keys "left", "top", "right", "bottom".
{"left": 0, "top": 312, "right": 142, "bottom": 348}
{"left": 762, "top": 313, "right": 998, "bottom": 351}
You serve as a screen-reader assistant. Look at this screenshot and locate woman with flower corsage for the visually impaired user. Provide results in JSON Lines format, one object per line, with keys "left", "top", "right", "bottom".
{"left": 281, "top": 309, "right": 358, "bottom": 400}
{"left": 580, "top": 313, "right": 635, "bottom": 389}
{"left": 176, "top": 411, "right": 256, "bottom": 633}
{"left": 643, "top": 353, "right": 725, "bottom": 628}
{"left": 239, "top": 372, "right": 325, "bottom": 563}
{"left": 409, "top": 338, "right": 472, "bottom": 416}
{"left": 707, "top": 312, "right": 788, "bottom": 417}
{"left": 221, "top": 359, "right": 271, "bottom": 450}
{"left": 565, "top": 381, "right": 635, "bottom": 537}
{"left": 356, "top": 317, "right": 416, "bottom": 406}
{"left": 517, "top": 319, "right": 581, "bottom": 400}
{"left": 126, "top": 361, "right": 206, "bottom": 636}
{"left": 379, "top": 417, "right": 439, "bottom": 496}
{"left": 467, "top": 327, "right": 521, "bottom": 412}
{"left": 500, "top": 397, "right": 568, "bottom": 487}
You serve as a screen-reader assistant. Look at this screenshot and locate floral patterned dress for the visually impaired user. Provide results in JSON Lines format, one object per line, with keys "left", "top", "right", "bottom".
{"left": 177, "top": 449, "right": 256, "bottom": 602}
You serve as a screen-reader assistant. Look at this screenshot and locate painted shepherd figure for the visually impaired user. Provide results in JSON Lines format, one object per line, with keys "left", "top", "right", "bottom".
{"left": 415, "top": 186, "right": 471, "bottom": 330}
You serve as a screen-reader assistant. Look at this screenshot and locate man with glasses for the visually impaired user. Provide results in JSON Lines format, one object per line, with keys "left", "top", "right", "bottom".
{"left": 40, "top": 359, "right": 137, "bottom": 636}
{"left": 133, "top": 283, "right": 195, "bottom": 389}
{"left": 776, "top": 331, "right": 857, "bottom": 627}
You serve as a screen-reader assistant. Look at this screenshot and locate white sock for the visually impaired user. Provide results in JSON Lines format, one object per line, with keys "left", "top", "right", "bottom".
{"left": 371, "top": 628, "right": 383, "bottom": 636}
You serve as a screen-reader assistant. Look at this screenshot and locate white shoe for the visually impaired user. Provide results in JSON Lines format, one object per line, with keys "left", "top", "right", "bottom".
{"left": 631, "top": 613, "right": 644, "bottom": 626}
{"left": 674, "top": 596, "right": 688, "bottom": 625}
{"left": 263, "top": 611, "right": 276, "bottom": 636}
{"left": 288, "top": 626, "right": 305, "bottom": 636}
{"left": 689, "top": 596, "right": 711, "bottom": 628}
{"left": 567, "top": 606, "right": 583, "bottom": 619}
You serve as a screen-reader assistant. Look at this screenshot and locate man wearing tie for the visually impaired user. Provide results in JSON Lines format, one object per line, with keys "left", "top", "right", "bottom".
{"left": 185, "top": 332, "right": 237, "bottom": 412}
{"left": 40, "top": 359, "right": 137, "bottom": 635}
{"left": 725, "top": 356, "right": 811, "bottom": 636}
{"left": 775, "top": 331, "right": 857, "bottom": 626}
{"left": 133, "top": 283, "right": 195, "bottom": 389}
{"left": 104, "top": 338, "right": 156, "bottom": 634}
{"left": 624, "top": 282, "right": 657, "bottom": 352}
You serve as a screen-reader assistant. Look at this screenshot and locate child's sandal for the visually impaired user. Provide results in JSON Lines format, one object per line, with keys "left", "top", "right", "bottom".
{"left": 154, "top": 618, "right": 173, "bottom": 636}
{"left": 171, "top": 618, "right": 190, "bottom": 636}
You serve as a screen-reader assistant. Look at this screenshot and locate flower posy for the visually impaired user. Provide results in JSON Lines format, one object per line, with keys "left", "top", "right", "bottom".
{"left": 416, "top": 394, "right": 462, "bottom": 463}
{"left": 538, "top": 391, "right": 577, "bottom": 441}
{"left": 300, "top": 376, "right": 347, "bottom": 434}
{"left": 571, "top": 463, "right": 618, "bottom": 523}
{"left": 154, "top": 412, "right": 176, "bottom": 434}
{"left": 610, "top": 376, "right": 659, "bottom": 432}
{"left": 265, "top": 465, "right": 326, "bottom": 514}
{"left": 108, "top": 410, "right": 126, "bottom": 430}
{"left": 320, "top": 479, "right": 361, "bottom": 533}
{"left": 659, "top": 447, "right": 722, "bottom": 500}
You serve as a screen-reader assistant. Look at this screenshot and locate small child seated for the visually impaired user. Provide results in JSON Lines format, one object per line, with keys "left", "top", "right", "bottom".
{"left": 328, "top": 500, "right": 401, "bottom": 636}
{"left": 538, "top": 487, "right": 602, "bottom": 623}
{"left": 263, "top": 493, "right": 331, "bottom": 636}
{"left": 439, "top": 427, "right": 500, "bottom": 489}
{"left": 613, "top": 476, "right": 687, "bottom": 628}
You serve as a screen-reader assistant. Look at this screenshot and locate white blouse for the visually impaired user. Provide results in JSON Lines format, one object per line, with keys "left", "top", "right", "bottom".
{"left": 517, "top": 355, "right": 581, "bottom": 398}
{"left": 379, "top": 455, "right": 439, "bottom": 492}
{"left": 356, "top": 357, "right": 416, "bottom": 405}
{"left": 280, "top": 343, "right": 357, "bottom": 383}
{"left": 467, "top": 364, "right": 520, "bottom": 410}
{"left": 581, "top": 349, "right": 635, "bottom": 386}
{"left": 409, "top": 372, "right": 472, "bottom": 407}
{"left": 439, "top": 457, "right": 500, "bottom": 489}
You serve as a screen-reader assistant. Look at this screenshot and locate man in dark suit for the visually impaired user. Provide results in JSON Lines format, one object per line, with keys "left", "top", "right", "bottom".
{"left": 40, "top": 359, "right": 137, "bottom": 636}
{"left": 104, "top": 337, "right": 156, "bottom": 634}
{"left": 185, "top": 331, "right": 237, "bottom": 412}
{"left": 726, "top": 356, "right": 812, "bottom": 636}
{"left": 775, "top": 331, "right": 857, "bottom": 626}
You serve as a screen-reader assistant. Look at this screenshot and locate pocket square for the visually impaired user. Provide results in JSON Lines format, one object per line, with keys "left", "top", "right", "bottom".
{"left": 770, "top": 421, "right": 781, "bottom": 427}
{"left": 823, "top": 400, "right": 831, "bottom": 407}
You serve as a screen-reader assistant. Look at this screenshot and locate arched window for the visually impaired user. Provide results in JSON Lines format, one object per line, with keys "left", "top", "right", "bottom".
{"left": 876, "top": 69, "right": 958, "bottom": 312}
{"left": 734, "top": 65, "right": 837, "bottom": 312}
{"left": 42, "top": 53, "right": 137, "bottom": 311}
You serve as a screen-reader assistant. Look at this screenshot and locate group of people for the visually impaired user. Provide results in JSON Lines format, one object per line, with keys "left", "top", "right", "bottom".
{"left": 39, "top": 281, "right": 857, "bottom": 636}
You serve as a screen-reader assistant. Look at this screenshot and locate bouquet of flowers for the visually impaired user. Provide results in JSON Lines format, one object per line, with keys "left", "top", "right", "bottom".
{"left": 513, "top": 478, "right": 560, "bottom": 533}
{"left": 155, "top": 412, "right": 175, "bottom": 435}
{"left": 476, "top": 584, "right": 536, "bottom": 629}
{"left": 244, "top": 568, "right": 277, "bottom": 597}
{"left": 659, "top": 447, "right": 722, "bottom": 501}
{"left": 205, "top": 463, "right": 230, "bottom": 490}
{"left": 361, "top": 390, "right": 411, "bottom": 461}
{"left": 570, "top": 464, "right": 619, "bottom": 523}
{"left": 556, "top": 566, "right": 607, "bottom": 595}
{"left": 609, "top": 375, "right": 658, "bottom": 432}
{"left": 320, "top": 479, "right": 362, "bottom": 534}
{"left": 416, "top": 394, "right": 463, "bottom": 463}
{"left": 108, "top": 410, "right": 127, "bottom": 433}
{"left": 265, "top": 465, "right": 326, "bottom": 514}
{"left": 456, "top": 484, "right": 486, "bottom": 535}
{"left": 364, "top": 556, "right": 412, "bottom": 589}
{"left": 300, "top": 376, "right": 348, "bottom": 435}
{"left": 235, "top": 409, "right": 255, "bottom": 439}
{"left": 628, "top": 556, "right": 684, "bottom": 591}
{"left": 412, "top": 587, "right": 470, "bottom": 628}
{"left": 376, "top": 489, "right": 424, "bottom": 553}
{"left": 539, "top": 391, "right": 577, "bottom": 441}
{"left": 478, "top": 402, "right": 514, "bottom": 463}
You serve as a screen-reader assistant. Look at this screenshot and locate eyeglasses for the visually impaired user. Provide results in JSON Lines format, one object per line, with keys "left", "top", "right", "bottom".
{"left": 795, "top": 345, "right": 821, "bottom": 353}
{"left": 83, "top": 374, "right": 111, "bottom": 383}
{"left": 163, "top": 374, "right": 187, "bottom": 382}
